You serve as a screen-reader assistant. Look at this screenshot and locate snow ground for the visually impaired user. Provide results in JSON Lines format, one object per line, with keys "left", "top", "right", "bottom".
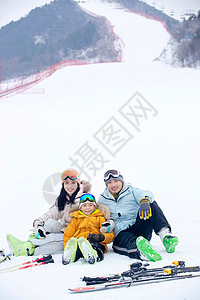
{"left": 0, "top": 0, "right": 200, "bottom": 299}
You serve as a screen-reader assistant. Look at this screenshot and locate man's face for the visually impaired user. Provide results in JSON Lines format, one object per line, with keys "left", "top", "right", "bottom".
{"left": 107, "top": 179, "right": 123, "bottom": 194}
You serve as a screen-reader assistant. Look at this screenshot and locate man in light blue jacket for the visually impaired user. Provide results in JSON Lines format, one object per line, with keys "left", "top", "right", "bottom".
{"left": 98, "top": 170, "right": 178, "bottom": 262}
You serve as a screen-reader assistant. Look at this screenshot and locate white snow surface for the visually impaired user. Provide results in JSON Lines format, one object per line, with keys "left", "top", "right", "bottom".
{"left": 0, "top": 0, "right": 200, "bottom": 299}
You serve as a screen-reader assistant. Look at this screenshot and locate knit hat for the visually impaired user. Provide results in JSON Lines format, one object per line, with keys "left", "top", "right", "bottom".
{"left": 79, "top": 193, "right": 97, "bottom": 209}
{"left": 61, "top": 168, "right": 81, "bottom": 186}
{"left": 104, "top": 169, "right": 124, "bottom": 185}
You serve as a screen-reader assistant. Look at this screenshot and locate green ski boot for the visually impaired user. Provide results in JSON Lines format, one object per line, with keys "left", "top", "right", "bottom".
{"left": 6, "top": 234, "right": 35, "bottom": 256}
{"left": 163, "top": 235, "right": 179, "bottom": 253}
{"left": 136, "top": 236, "right": 162, "bottom": 262}
{"left": 78, "top": 237, "right": 98, "bottom": 264}
{"left": 62, "top": 237, "right": 78, "bottom": 265}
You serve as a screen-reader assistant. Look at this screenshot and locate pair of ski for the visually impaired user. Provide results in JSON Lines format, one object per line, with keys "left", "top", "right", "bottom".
{"left": 0, "top": 254, "right": 54, "bottom": 274}
{"left": 68, "top": 261, "right": 200, "bottom": 293}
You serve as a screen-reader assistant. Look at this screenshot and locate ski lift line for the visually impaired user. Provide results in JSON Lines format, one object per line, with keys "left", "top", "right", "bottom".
{"left": 148, "top": 0, "right": 198, "bottom": 20}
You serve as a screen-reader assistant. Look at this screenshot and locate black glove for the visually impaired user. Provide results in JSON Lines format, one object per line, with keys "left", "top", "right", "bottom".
{"left": 100, "top": 218, "right": 115, "bottom": 233}
{"left": 33, "top": 220, "right": 46, "bottom": 239}
{"left": 88, "top": 233, "right": 105, "bottom": 242}
{"left": 139, "top": 197, "right": 152, "bottom": 220}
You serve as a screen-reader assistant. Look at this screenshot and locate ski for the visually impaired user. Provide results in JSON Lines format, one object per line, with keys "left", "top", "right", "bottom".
{"left": 69, "top": 273, "right": 200, "bottom": 293}
{"left": 68, "top": 261, "right": 200, "bottom": 293}
{"left": 82, "top": 261, "right": 200, "bottom": 285}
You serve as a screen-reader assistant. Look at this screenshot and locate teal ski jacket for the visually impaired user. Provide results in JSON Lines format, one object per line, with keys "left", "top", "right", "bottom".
{"left": 98, "top": 183, "right": 154, "bottom": 236}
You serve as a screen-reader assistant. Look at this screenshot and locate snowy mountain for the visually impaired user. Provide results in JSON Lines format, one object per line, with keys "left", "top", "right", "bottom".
{"left": 0, "top": 0, "right": 117, "bottom": 81}
{"left": 0, "top": 0, "right": 200, "bottom": 299}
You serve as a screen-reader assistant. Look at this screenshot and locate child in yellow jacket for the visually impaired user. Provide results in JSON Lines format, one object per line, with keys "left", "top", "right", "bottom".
{"left": 62, "top": 193, "right": 115, "bottom": 265}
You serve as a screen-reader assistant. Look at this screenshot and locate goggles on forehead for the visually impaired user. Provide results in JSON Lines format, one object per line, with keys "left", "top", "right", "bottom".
{"left": 104, "top": 169, "right": 121, "bottom": 181}
{"left": 61, "top": 169, "right": 80, "bottom": 181}
{"left": 79, "top": 193, "right": 96, "bottom": 204}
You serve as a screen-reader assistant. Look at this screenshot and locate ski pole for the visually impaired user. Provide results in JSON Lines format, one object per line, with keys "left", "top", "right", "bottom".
{"left": 0, "top": 258, "right": 54, "bottom": 274}
{"left": 0, "top": 254, "right": 52, "bottom": 271}
{"left": 17, "top": 258, "right": 54, "bottom": 271}
{"left": 0, "top": 255, "right": 53, "bottom": 273}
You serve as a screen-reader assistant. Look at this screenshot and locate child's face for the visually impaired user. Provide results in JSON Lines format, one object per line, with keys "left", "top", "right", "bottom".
{"left": 107, "top": 179, "right": 123, "bottom": 194}
{"left": 81, "top": 202, "right": 96, "bottom": 216}
{"left": 64, "top": 178, "right": 78, "bottom": 195}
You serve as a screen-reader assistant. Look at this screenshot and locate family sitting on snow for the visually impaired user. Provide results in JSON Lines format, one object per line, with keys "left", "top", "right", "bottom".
{"left": 7, "top": 168, "right": 178, "bottom": 264}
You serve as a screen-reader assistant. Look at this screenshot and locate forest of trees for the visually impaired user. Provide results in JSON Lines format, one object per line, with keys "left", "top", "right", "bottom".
{"left": 0, "top": 0, "right": 116, "bottom": 80}
{"left": 173, "top": 11, "right": 200, "bottom": 67}
{"left": 157, "top": 10, "right": 200, "bottom": 68}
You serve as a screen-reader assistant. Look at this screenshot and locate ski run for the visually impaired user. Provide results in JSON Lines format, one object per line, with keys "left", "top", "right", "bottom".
{"left": 0, "top": 0, "right": 200, "bottom": 299}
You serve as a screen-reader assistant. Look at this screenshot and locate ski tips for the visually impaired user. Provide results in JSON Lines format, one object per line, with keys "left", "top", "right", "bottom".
{"left": 69, "top": 286, "right": 97, "bottom": 293}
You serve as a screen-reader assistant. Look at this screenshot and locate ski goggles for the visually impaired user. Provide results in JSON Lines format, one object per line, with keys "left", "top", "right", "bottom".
{"left": 61, "top": 169, "right": 80, "bottom": 181}
{"left": 104, "top": 169, "right": 121, "bottom": 182}
{"left": 79, "top": 193, "right": 96, "bottom": 204}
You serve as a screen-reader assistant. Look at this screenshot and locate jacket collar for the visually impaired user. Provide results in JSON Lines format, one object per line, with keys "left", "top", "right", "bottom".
{"left": 71, "top": 208, "right": 101, "bottom": 218}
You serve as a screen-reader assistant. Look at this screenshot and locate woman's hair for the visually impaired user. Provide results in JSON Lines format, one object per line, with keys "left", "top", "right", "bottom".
{"left": 56, "top": 184, "right": 80, "bottom": 211}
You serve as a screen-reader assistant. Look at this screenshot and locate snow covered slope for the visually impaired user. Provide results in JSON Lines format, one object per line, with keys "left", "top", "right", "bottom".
{"left": 0, "top": 0, "right": 200, "bottom": 299}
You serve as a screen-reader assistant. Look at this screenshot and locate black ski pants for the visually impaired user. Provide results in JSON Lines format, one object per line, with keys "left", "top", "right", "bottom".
{"left": 112, "top": 201, "right": 171, "bottom": 259}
